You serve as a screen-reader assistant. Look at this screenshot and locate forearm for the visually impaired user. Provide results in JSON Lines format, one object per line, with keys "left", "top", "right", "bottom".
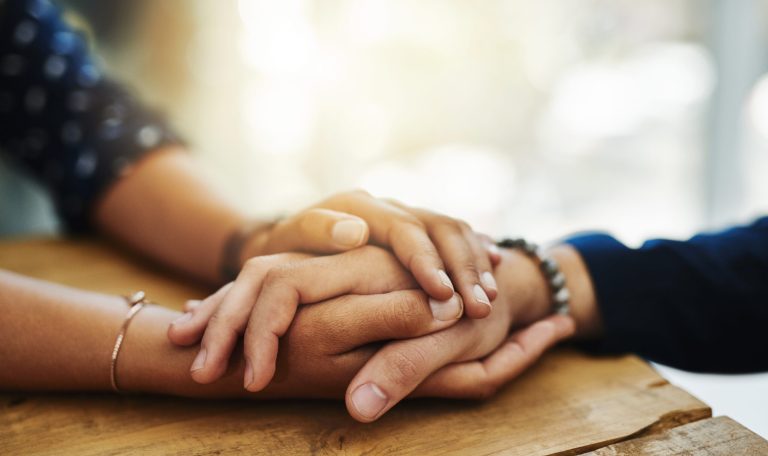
{"left": 92, "top": 147, "right": 254, "bottom": 284}
{"left": 119, "top": 305, "right": 249, "bottom": 398}
{"left": 0, "top": 270, "right": 246, "bottom": 397}
{"left": 0, "top": 270, "right": 124, "bottom": 391}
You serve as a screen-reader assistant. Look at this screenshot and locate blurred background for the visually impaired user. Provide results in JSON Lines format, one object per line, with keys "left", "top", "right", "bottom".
{"left": 5, "top": 0, "right": 768, "bottom": 437}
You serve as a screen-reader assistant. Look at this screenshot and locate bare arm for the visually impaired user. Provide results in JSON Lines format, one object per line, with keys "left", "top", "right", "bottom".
{"left": 92, "top": 148, "right": 249, "bottom": 285}
{"left": 0, "top": 268, "right": 233, "bottom": 395}
{"left": 0, "top": 266, "right": 467, "bottom": 399}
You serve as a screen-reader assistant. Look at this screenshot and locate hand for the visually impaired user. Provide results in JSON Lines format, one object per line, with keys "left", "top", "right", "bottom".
{"left": 168, "top": 246, "right": 466, "bottom": 388}
{"left": 264, "top": 310, "right": 572, "bottom": 402}
{"left": 168, "top": 276, "right": 572, "bottom": 405}
{"left": 341, "top": 247, "right": 578, "bottom": 422}
{"left": 171, "top": 287, "right": 465, "bottom": 398}
{"left": 170, "top": 247, "right": 576, "bottom": 418}
{"left": 244, "top": 190, "right": 502, "bottom": 318}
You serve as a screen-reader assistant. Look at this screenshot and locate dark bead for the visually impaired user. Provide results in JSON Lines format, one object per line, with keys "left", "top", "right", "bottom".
{"left": 541, "top": 257, "right": 559, "bottom": 276}
{"left": 550, "top": 272, "right": 566, "bottom": 289}
{"left": 497, "top": 238, "right": 526, "bottom": 249}
{"left": 523, "top": 242, "right": 539, "bottom": 256}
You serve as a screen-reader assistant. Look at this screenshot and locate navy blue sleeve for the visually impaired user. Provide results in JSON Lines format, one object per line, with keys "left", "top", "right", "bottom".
{"left": 565, "top": 217, "right": 768, "bottom": 373}
{"left": 0, "top": 0, "right": 182, "bottom": 232}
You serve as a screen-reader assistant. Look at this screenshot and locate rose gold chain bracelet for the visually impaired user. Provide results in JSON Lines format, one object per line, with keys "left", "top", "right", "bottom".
{"left": 110, "top": 291, "right": 150, "bottom": 393}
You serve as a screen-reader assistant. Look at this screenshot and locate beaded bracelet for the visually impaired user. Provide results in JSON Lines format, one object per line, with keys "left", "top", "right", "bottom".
{"left": 497, "top": 238, "right": 570, "bottom": 315}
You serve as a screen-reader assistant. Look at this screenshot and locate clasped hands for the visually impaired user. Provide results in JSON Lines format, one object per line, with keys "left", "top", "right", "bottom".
{"left": 167, "top": 191, "right": 575, "bottom": 422}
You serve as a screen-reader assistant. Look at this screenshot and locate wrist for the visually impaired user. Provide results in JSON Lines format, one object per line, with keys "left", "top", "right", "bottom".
{"left": 219, "top": 221, "right": 274, "bottom": 282}
{"left": 495, "top": 244, "right": 602, "bottom": 339}
{"left": 495, "top": 248, "right": 551, "bottom": 326}
{"left": 547, "top": 245, "right": 602, "bottom": 339}
{"left": 118, "top": 305, "right": 252, "bottom": 398}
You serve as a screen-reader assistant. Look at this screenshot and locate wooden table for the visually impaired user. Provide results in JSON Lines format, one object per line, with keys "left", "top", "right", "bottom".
{"left": 1, "top": 238, "right": 766, "bottom": 455}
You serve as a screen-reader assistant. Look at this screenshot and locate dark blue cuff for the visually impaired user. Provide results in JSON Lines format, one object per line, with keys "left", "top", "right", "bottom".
{"left": 563, "top": 233, "right": 695, "bottom": 363}
{"left": 563, "top": 224, "right": 768, "bottom": 373}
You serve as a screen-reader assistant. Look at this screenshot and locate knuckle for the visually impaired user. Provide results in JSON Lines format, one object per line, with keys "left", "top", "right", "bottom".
{"left": 399, "top": 291, "right": 429, "bottom": 318}
{"left": 396, "top": 215, "right": 427, "bottom": 232}
{"left": 384, "top": 346, "right": 427, "bottom": 388}
{"left": 386, "top": 219, "right": 432, "bottom": 255}
{"left": 456, "top": 219, "right": 473, "bottom": 232}
{"left": 381, "top": 196, "right": 403, "bottom": 207}
{"left": 435, "top": 216, "right": 463, "bottom": 231}
{"left": 194, "top": 297, "right": 214, "bottom": 314}
{"left": 458, "top": 261, "right": 480, "bottom": 278}
{"left": 243, "top": 255, "right": 284, "bottom": 279}
{"left": 381, "top": 292, "right": 428, "bottom": 335}
{"left": 206, "top": 311, "right": 241, "bottom": 340}
{"left": 263, "top": 264, "right": 292, "bottom": 286}
{"left": 332, "top": 189, "right": 371, "bottom": 204}
{"left": 243, "top": 256, "right": 267, "bottom": 273}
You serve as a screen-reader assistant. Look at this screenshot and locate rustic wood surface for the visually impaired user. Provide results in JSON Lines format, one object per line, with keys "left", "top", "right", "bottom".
{"left": 578, "top": 416, "right": 768, "bottom": 456}
{"left": 0, "top": 238, "right": 718, "bottom": 455}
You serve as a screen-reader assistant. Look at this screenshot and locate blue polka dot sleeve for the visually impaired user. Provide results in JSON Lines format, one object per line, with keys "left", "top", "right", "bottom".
{"left": 0, "top": 0, "right": 184, "bottom": 232}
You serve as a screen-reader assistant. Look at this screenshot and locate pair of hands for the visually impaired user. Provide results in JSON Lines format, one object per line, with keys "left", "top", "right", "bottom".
{"left": 167, "top": 191, "right": 575, "bottom": 422}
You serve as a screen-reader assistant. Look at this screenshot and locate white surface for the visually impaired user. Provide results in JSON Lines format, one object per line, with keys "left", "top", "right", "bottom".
{"left": 653, "top": 363, "right": 768, "bottom": 438}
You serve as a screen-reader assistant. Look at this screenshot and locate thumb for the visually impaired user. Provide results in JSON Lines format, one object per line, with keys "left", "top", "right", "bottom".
{"left": 262, "top": 208, "right": 370, "bottom": 254}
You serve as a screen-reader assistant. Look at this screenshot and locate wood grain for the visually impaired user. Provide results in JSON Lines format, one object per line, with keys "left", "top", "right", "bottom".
{"left": 0, "top": 238, "right": 715, "bottom": 455}
{"left": 0, "top": 237, "right": 211, "bottom": 308}
{"left": 578, "top": 416, "right": 768, "bottom": 455}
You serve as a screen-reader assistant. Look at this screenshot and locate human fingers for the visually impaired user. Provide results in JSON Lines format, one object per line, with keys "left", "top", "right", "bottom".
{"left": 183, "top": 299, "right": 202, "bottom": 313}
{"left": 260, "top": 208, "right": 370, "bottom": 254}
{"left": 343, "top": 321, "right": 477, "bottom": 422}
{"left": 427, "top": 219, "right": 495, "bottom": 318}
{"left": 292, "top": 290, "right": 464, "bottom": 355}
{"left": 460, "top": 224, "right": 498, "bottom": 302}
{"left": 167, "top": 282, "right": 233, "bottom": 346}
{"left": 391, "top": 203, "right": 495, "bottom": 318}
{"left": 180, "top": 253, "right": 310, "bottom": 384}
{"left": 478, "top": 233, "right": 502, "bottom": 266}
{"left": 342, "top": 293, "right": 529, "bottom": 421}
{"left": 414, "top": 315, "right": 576, "bottom": 399}
{"left": 317, "top": 191, "right": 457, "bottom": 302}
{"left": 386, "top": 199, "right": 501, "bottom": 269}
{"left": 242, "top": 246, "right": 418, "bottom": 392}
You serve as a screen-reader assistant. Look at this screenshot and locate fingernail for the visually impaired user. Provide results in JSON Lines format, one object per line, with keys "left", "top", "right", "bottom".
{"left": 481, "top": 271, "right": 497, "bottom": 291}
{"left": 351, "top": 383, "right": 388, "bottom": 420}
{"left": 190, "top": 348, "right": 207, "bottom": 372}
{"left": 473, "top": 284, "right": 491, "bottom": 307}
{"left": 172, "top": 312, "right": 192, "bottom": 326}
{"left": 185, "top": 300, "right": 202, "bottom": 311}
{"left": 332, "top": 220, "right": 367, "bottom": 247}
{"left": 429, "top": 294, "right": 463, "bottom": 321}
{"left": 437, "top": 269, "right": 454, "bottom": 291}
{"left": 244, "top": 359, "right": 254, "bottom": 390}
